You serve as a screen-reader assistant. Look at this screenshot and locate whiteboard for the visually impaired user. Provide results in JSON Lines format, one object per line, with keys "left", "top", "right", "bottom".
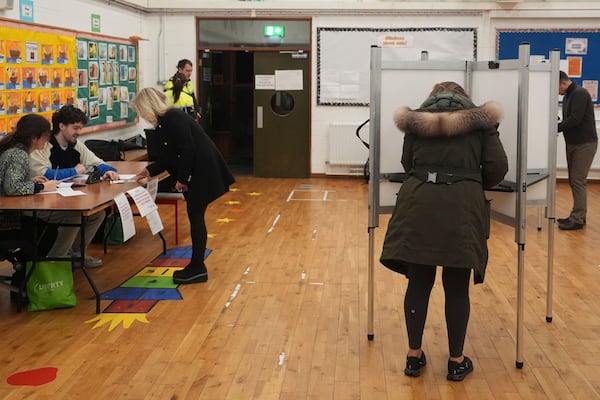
{"left": 317, "top": 27, "right": 476, "bottom": 106}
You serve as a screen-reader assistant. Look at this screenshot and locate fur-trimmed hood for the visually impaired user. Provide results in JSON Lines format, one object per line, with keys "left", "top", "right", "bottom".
{"left": 394, "top": 98, "right": 503, "bottom": 138}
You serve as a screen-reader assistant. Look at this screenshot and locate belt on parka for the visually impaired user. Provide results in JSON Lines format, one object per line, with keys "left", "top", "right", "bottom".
{"left": 410, "top": 166, "right": 482, "bottom": 185}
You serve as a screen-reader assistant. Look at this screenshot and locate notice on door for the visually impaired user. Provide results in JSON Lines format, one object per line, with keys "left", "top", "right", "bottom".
{"left": 255, "top": 74, "right": 275, "bottom": 90}
{"left": 275, "top": 69, "right": 303, "bottom": 91}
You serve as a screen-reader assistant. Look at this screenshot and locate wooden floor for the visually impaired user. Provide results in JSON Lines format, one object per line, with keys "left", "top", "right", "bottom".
{"left": 1, "top": 177, "right": 600, "bottom": 399}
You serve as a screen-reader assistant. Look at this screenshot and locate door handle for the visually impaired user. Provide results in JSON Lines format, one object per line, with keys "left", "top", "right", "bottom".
{"left": 257, "top": 106, "right": 263, "bottom": 128}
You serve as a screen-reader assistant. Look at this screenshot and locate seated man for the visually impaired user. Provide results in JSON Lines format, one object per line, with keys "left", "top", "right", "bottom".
{"left": 29, "top": 105, "right": 120, "bottom": 268}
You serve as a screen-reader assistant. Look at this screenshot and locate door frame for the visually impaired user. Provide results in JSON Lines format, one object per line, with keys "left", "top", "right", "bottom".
{"left": 195, "top": 17, "right": 312, "bottom": 175}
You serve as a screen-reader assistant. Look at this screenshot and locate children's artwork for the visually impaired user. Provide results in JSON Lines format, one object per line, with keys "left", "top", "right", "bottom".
{"left": 77, "top": 69, "right": 88, "bottom": 87}
{"left": 6, "top": 40, "right": 22, "bottom": 64}
{"left": 6, "top": 92, "right": 22, "bottom": 114}
{"left": 26, "top": 42, "right": 39, "bottom": 63}
{"left": 77, "top": 40, "right": 87, "bottom": 60}
{"left": 23, "top": 67, "right": 37, "bottom": 89}
{"left": 39, "top": 91, "right": 51, "bottom": 112}
{"left": 41, "top": 44, "right": 54, "bottom": 64}
{"left": 119, "top": 45, "right": 127, "bottom": 62}
{"left": 0, "top": 118, "right": 6, "bottom": 137}
{"left": 89, "top": 81, "right": 99, "bottom": 98}
{"left": 90, "top": 100, "right": 99, "bottom": 119}
{"left": 38, "top": 67, "right": 50, "bottom": 88}
{"left": 127, "top": 46, "right": 135, "bottom": 62}
{"left": 5, "top": 66, "right": 21, "bottom": 90}
{"left": 64, "top": 68, "right": 74, "bottom": 87}
{"left": 0, "top": 93, "right": 5, "bottom": 115}
{"left": 65, "top": 89, "right": 76, "bottom": 106}
{"left": 112, "top": 61, "right": 119, "bottom": 84}
{"left": 22, "top": 91, "right": 37, "bottom": 113}
{"left": 106, "top": 87, "right": 113, "bottom": 110}
{"left": 120, "top": 86, "right": 129, "bottom": 102}
{"left": 50, "top": 90, "right": 62, "bottom": 111}
{"left": 105, "top": 61, "right": 112, "bottom": 84}
{"left": 8, "top": 116, "right": 20, "bottom": 134}
{"left": 113, "top": 85, "right": 120, "bottom": 101}
{"left": 98, "top": 42, "right": 107, "bottom": 60}
{"left": 99, "top": 61, "right": 106, "bottom": 84}
{"left": 98, "top": 87, "right": 106, "bottom": 105}
{"left": 108, "top": 44, "right": 117, "bottom": 60}
{"left": 0, "top": 40, "right": 4, "bottom": 63}
{"left": 128, "top": 67, "right": 137, "bottom": 82}
{"left": 119, "top": 64, "right": 128, "bottom": 81}
{"left": 89, "top": 61, "right": 99, "bottom": 80}
{"left": 51, "top": 69, "right": 63, "bottom": 88}
{"left": 120, "top": 102, "right": 128, "bottom": 118}
{"left": 57, "top": 44, "right": 69, "bottom": 64}
{"left": 88, "top": 42, "right": 98, "bottom": 59}
{"left": 77, "top": 98, "right": 88, "bottom": 115}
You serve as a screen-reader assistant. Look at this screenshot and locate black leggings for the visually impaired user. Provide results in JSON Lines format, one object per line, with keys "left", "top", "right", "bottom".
{"left": 404, "top": 264, "right": 471, "bottom": 358}
{"left": 186, "top": 201, "right": 208, "bottom": 271}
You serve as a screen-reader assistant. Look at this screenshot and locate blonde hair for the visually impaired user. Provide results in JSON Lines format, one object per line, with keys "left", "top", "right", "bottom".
{"left": 429, "top": 81, "right": 470, "bottom": 99}
{"left": 131, "top": 87, "right": 172, "bottom": 126}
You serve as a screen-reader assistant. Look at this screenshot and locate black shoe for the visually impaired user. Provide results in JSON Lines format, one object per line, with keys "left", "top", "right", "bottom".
{"left": 173, "top": 265, "right": 208, "bottom": 284}
{"left": 404, "top": 351, "right": 426, "bottom": 377}
{"left": 557, "top": 217, "right": 586, "bottom": 225}
{"left": 559, "top": 220, "right": 584, "bottom": 230}
{"left": 447, "top": 356, "right": 473, "bottom": 381}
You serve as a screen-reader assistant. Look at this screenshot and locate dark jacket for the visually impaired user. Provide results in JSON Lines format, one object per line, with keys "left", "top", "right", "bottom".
{"left": 380, "top": 93, "right": 508, "bottom": 284}
{"left": 558, "top": 81, "right": 598, "bottom": 145}
{"left": 146, "top": 108, "right": 235, "bottom": 206}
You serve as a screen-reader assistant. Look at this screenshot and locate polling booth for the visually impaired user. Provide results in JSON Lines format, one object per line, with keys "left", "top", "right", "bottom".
{"left": 366, "top": 43, "right": 560, "bottom": 367}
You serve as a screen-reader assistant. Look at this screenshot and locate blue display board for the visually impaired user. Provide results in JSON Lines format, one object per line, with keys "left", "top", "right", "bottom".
{"left": 497, "top": 29, "right": 600, "bottom": 104}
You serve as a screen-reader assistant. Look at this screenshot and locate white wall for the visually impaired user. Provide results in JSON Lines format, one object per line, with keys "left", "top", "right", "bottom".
{"left": 2, "top": 0, "right": 600, "bottom": 177}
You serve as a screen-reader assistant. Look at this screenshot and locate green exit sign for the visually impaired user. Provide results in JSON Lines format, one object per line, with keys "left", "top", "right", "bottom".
{"left": 264, "top": 25, "right": 285, "bottom": 38}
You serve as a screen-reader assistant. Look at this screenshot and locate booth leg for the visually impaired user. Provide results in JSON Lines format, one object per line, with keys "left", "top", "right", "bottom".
{"left": 367, "top": 228, "right": 375, "bottom": 341}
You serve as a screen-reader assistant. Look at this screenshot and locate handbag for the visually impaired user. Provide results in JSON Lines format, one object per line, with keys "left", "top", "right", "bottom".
{"left": 26, "top": 259, "right": 77, "bottom": 311}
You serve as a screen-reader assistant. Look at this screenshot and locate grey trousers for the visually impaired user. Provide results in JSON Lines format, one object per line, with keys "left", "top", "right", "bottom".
{"left": 566, "top": 140, "right": 598, "bottom": 224}
{"left": 37, "top": 210, "right": 105, "bottom": 257}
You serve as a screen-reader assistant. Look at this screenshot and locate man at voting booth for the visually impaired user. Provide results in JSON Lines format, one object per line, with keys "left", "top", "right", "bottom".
{"left": 557, "top": 71, "right": 598, "bottom": 231}
{"left": 29, "top": 105, "right": 120, "bottom": 268}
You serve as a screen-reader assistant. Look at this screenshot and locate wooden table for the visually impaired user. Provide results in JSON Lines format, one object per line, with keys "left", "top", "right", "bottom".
{"left": 0, "top": 161, "right": 150, "bottom": 313}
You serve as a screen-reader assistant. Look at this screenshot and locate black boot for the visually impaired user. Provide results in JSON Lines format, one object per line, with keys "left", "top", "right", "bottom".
{"left": 173, "top": 264, "right": 208, "bottom": 284}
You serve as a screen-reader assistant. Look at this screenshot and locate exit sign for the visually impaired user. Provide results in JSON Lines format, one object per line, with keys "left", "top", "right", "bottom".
{"left": 264, "top": 25, "right": 285, "bottom": 38}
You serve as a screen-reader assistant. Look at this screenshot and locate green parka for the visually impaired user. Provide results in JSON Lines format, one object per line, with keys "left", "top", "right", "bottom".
{"left": 380, "top": 93, "right": 508, "bottom": 284}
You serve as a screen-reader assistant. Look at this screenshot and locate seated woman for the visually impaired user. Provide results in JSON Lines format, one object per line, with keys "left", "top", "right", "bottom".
{"left": 0, "top": 114, "right": 59, "bottom": 241}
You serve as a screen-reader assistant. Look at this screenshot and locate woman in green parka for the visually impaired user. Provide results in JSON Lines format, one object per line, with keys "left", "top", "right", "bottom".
{"left": 380, "top": 82, "right": 508, "bottom": 381}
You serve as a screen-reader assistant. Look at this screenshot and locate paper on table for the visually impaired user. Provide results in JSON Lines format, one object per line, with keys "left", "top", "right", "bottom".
{"left": 118, "top": 174, "right": 136, "bottom": 181}
{"left": 57, "top": 187, "right": 86, "bottom": 197}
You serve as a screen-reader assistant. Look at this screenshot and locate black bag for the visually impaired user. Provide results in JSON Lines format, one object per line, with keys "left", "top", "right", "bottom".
{"left": 85, "top": 139, "right": 123, "bottom": 161}
{"left": 118, "top": 135, "right": 146, "bottom": 151}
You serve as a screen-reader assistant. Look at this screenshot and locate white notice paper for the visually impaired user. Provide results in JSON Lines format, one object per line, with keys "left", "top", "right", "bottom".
{"left": 113, "top": 192, "right": 136, "bottom": 242}
{"left": 126, "top": 186, "right": 157, "bottom": 217}
{"left": 146, "top": 178, "right": 158, "bottom": 201}
{"left": 275, "top": 69, "right": 303, "bottom": 91}
{"left": 145, "top": 209, "right": 164, "bottom": 235}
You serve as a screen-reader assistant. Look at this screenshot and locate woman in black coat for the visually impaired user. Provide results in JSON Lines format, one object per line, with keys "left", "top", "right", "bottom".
{"left": 131, "top": 88, "right": 235, "bottom": 284}
{"left": 380, "top": 82, "right": 508, "bottom": 381}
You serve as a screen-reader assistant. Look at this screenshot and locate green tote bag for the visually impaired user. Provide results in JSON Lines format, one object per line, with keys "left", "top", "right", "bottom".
{"left": 26, "top": 259, "right": 77, "bottom": 311}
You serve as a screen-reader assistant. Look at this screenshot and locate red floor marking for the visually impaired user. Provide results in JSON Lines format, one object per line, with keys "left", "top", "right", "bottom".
{"left": 6, "top": 367, "right": 58, "bottom": 386}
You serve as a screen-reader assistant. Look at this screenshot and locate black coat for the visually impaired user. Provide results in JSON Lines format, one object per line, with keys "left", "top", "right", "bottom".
{"left": 380, "top": 94, "right": 508, "bottom": 284}
{"left": 558, "top": 81, "right": 598, "bottom": 145}
{"left": 146, "top": 109, "right": 235, "bottom": 206}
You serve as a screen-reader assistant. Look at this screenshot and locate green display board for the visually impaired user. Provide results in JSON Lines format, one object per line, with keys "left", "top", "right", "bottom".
{"left": 76, "top": 37, "right": 137, "bottom": 127}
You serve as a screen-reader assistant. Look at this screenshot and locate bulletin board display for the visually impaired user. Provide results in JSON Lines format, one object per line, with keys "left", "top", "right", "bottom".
{"left": 317, "top": 27, "right": 477, "bottom": 106}
{"left": 0, "top": 18, "right": 139, "bottom": 137}
{"left": 75, "top": 37, "right": 138, "bottom": 127}
{"left": 0, "top": 25, "right": 76, "bottom": 137}
{"left": 497, "top": 29, "right": 600, "bottom": 104}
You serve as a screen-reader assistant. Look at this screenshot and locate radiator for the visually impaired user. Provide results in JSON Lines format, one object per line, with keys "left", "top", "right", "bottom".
{"left": 327, "top": 122, "right": 368, "bottom": 166}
